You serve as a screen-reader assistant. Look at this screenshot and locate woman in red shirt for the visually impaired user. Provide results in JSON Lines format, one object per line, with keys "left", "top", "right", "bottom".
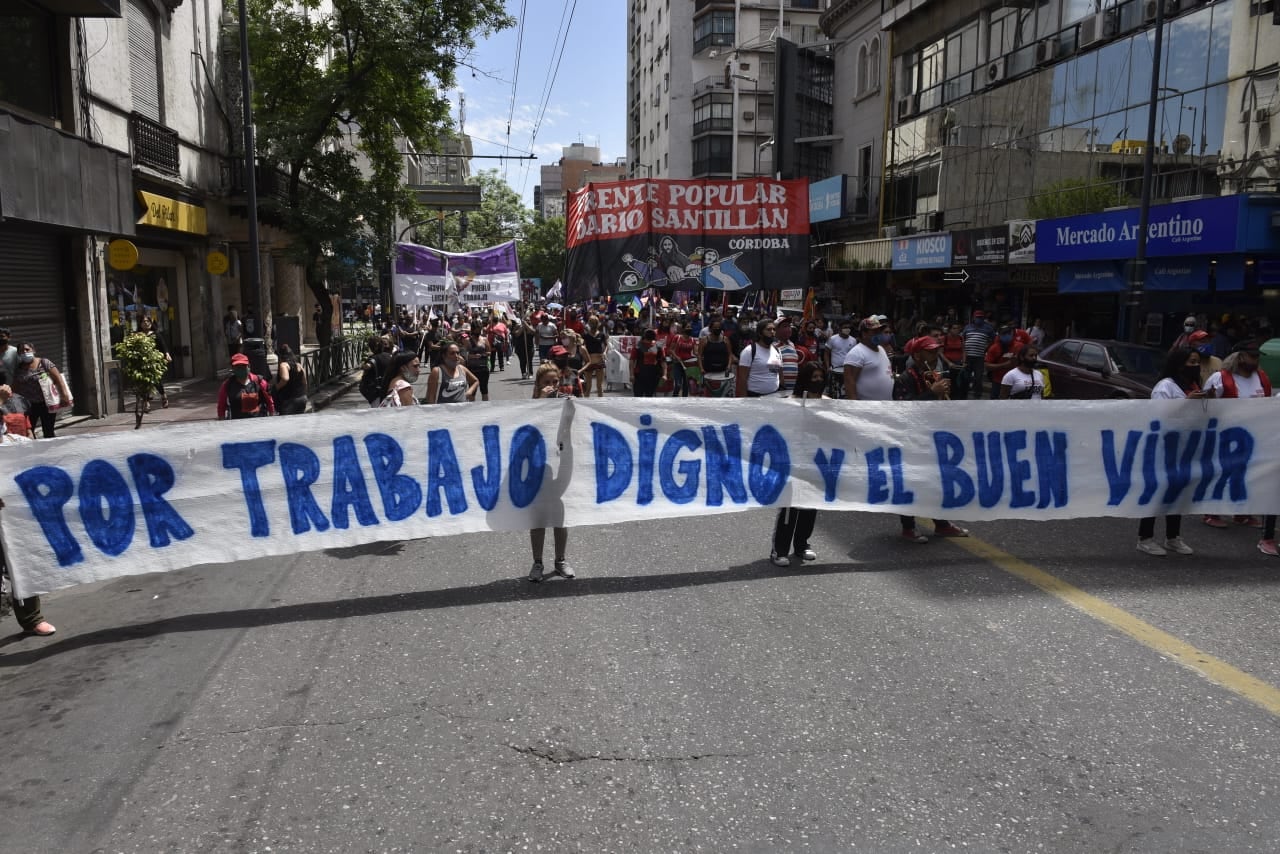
{"left": 668, "top": 320, "right": 697, "bottom": 397}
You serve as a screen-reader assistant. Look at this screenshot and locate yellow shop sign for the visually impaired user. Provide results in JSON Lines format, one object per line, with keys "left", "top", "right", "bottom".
{"left": 137, "top": 190, "right": 207, "bottom": 235}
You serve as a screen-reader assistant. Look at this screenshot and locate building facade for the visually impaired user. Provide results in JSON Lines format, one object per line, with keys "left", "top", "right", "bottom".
{"left": 627, "top": 0, "right": 829, "bottom": 181}
{"left": 535, "top": 143, "right": 626, "bottom": 218}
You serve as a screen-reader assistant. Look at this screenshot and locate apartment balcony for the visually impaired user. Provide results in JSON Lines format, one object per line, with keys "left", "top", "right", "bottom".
{"left": 693, "top": 76, "right": 731, "bottom": 96}
{"left": 128, "top": 112, "right": 180, "bottom": 177}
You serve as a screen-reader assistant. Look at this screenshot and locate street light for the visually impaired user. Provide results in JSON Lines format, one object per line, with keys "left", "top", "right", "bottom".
{"left": 237, "top": 0, "right": 263, "bottom": 342}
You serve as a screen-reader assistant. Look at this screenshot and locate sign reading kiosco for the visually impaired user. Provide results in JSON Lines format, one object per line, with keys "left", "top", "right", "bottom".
{"left": 1036, "top": 195, "right": 1241, "bottom": 263}
{"left": 893, "top": 233, "right": 953, "bottom": 269}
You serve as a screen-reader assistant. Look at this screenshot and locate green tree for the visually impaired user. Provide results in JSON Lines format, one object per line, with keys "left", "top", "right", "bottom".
{"left": 519, "top": 215, "right": 567, "bottom": 287}
{"left": 1026, "top": 178, "right": 1132, "bottom": 220}
{"left": 244, "top": 0, "right": 512, "bottom": 345}
{"left": 113, "top": 333, "right": 170, "bottom": 430}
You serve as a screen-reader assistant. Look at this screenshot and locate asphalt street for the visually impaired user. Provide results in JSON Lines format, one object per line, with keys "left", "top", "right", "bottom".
{"left": 3, "top": 365, "right": 1280, "bottom": 853}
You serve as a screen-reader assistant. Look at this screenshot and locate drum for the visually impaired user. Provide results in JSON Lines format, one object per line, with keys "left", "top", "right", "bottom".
{"left": 701, "top": 370, "right": 736, "bottom": 398}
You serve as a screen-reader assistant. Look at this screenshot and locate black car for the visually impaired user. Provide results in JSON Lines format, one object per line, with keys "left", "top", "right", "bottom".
{"left": 1037, "top": 338, "right": 1164, "bottom": 399}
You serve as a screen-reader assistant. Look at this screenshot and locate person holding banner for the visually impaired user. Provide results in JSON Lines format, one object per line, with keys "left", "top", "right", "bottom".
{"left": 378, "top": 353, "right": 421, "bottom": 408}
{"left": 1136, "top": 347, "right": 1204, "bottom": 557}
{"left": 527, "top": 363, "right": 574, "bottom": 583}
{"left": 1201, "top": 342, "right": 1271, "bottom": 530}
{"left": 736, "top": 320, "right": 782, "bottom": 398}
{"left": 580, "top": 315, "right": 609, "bottom": 398}
{"left": 770, "top": 361, "right": 830, "bottom": 567}
{"left": 426, "top": 344, "right": 479, "bottom": 404}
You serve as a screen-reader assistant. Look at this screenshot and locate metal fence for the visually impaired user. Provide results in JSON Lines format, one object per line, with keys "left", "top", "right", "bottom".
{"left": 299, "top": 336, "right": 367, "bottom": 396}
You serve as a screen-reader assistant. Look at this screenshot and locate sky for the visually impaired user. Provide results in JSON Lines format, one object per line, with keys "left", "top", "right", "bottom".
{"left": 449, "top": 1, "right": 627, "bottom": 209}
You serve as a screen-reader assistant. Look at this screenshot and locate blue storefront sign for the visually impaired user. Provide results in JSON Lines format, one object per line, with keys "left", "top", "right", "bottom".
{"left": 1037, "top": 196, "right": 1242, "bottom": 263}
{"left": 892, "top": 233, "right": 952, "bottom": 270}
{"left": 809, "top": 175, "right": 846, "bottom": 224}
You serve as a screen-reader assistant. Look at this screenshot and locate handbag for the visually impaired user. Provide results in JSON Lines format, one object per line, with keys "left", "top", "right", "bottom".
{"left": 35, "top": 367, "right": 63, "bottom": 411}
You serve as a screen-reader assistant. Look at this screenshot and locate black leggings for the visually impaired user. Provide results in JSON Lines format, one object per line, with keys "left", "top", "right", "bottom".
{"left": 1138, "top": 515, "right": 1182, "bottom": 540}
{"left": 471, "top": 365, "right": 490, "bottom": 396}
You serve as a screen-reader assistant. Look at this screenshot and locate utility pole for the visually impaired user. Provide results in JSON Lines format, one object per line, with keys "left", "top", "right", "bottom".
{"left": 1126, "top": 0, "right": 1166, "bottom": 344}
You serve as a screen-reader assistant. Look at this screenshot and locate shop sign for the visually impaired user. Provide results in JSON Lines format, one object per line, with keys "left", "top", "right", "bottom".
{"left": 892, "top": 233, "right": 952, "bottom": 270}
{"left": 809, "top": 175, "right": 846, "bottom": 224}
{"left": 107, "top": 239, "right": 139, "bottom": 271}
{"left": 1037, "top": 195, "right": 1241, "bottom": 264}
{"left": 1008, "top": 220, "right": 1036, "bottom": 264}
{"left": 1148, "top": 257, "right": 1244, "bottom": 292}
{"left": 1008, "top": 265, "right": 1056, "bottom": 287}
{"left": 137, "top": 190, "right": 208, "bottom": 235}
{"left": 1057, "top": 260, "right": 1126, "bottom": 293}
{"left": 951, "top": 226, "right": 1008, "bottom": 266}
{"left": 206, "top": 250, "right": 230, "bottom": 276}
{"left": 780, "top": 288, "right": 804, "bottom": 301}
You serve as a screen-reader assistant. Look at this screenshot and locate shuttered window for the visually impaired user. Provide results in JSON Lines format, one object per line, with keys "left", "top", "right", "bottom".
{"left": 0, "top": 229, "right": 68, "bottom": 372}
{"left": 127, "top": 0, "right": 160, "bottom": 121}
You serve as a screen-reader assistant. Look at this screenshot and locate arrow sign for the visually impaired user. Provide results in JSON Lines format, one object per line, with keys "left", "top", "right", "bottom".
{"left": 944, "top": 268, "right": 970, "bottom": 284}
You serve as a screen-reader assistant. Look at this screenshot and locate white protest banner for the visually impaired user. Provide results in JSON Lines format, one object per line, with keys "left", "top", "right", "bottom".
{"left": 3, "top": 399, "right": 1279, "bottom": 597}
{"left": 394, "top": 242, "right": 521, "bottom": 307}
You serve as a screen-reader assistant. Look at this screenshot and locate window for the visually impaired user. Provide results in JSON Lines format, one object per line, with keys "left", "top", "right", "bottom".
{"left": 1250, "top": 0, "right": 1275, "bottom": 14}
{"left": 692, "top": 135, "right": 733, "bottom": 175}
{"left": 868, "top": 38, "right": 881, "bottom": 91}
{"left": 857, "top": 44, "right": 869, "bottom": 96}
{"left": 0, "top": 0, "right": 57, "bottom": 121}
{"left": 1076, "top": 343, "right": 1108, "bottom": 372}
{"left": 693, "top": 93, "right": 733, "bottom": 135}
{"left": 945, "top": 22, "right": 979, "bottom": 81}
{"left": 128, "top": 0, "right": 162, "bottom": 122}
{"left": 693, "top": 11, "right": 734, "bottom": 53}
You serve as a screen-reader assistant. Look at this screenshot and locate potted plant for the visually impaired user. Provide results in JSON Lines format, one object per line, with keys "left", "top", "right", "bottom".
{"left": 113, "top": 333, "right": 170, "bottom": 429}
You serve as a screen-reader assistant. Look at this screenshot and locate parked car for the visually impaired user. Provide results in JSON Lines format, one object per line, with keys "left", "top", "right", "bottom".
{"left": 1037, "top": 338, "right": 1164, "bottom": 399}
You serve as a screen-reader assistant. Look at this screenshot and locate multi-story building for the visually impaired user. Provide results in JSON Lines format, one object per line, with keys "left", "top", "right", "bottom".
{"left": 535, "top": 143, "right": 626, "bottom": 218}
{"left": 1, "top": 0, "right": 299, "bottom": 417}
{"left": 627, "top": 0, "right": 829, "bottom": 181}
{"left": 862, "top": 0, "right": 1280, "bottom": 336}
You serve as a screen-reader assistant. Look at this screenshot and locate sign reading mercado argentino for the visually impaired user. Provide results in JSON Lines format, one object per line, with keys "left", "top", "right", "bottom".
{"left": 3, "top": 399, "right": 1280, "bottom": 598}
{"left": 563, "top": 178, "right": 810, "bottom": 303}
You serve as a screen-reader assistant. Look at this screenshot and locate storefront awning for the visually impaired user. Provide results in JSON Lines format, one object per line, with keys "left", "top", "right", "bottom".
{"left": 29, "top": 0, "right": 122, "bottom": 16}
{"left": 0, "top": 111, "right": 134, "bottom": 235}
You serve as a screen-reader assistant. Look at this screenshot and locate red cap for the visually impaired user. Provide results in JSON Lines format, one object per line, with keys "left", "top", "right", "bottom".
{"left": 973, "top": 310, "right": 985, "bottom": 318}
{"left": 904, "top": 335, "right": 941, "bottom": 355}
{"left": 1188, "top": 330, "right": 1210, "bottom": 344}
{"left": 231, "top": 353, "right": 250, "bottom": 366}
{"left": 548, "top": 345, "right": 569, "bottom": 358}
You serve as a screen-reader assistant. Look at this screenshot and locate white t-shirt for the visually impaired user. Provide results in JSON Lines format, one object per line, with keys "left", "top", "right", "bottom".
{"left": 1203, "top": 370, "right": 1272, "bottom": 399}
{"left": 825, "top": 334, "right": 856, "bottom": 369}
{"left": 844, "top": 343, "right": 895, "bottom": 401}
{"left": 1002, "top": 367, "right": 1044, "bottom": 399}
{"left": 1150, "top": 378, "right": 1189, "bottom": 400}
{"left": 739, "top": 342, "right": 782, "bottom": 395}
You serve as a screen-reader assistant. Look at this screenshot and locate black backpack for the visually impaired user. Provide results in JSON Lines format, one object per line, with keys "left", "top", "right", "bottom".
{"left": 359, "top": 355, "right": 386, "bottom": 404}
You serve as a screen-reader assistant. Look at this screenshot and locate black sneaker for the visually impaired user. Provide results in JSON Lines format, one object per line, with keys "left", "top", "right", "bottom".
{"left": 527, "top": 562, "right": 544, "bottom": 583}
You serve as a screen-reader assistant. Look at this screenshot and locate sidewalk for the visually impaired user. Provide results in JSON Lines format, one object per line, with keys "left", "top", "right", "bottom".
{"left": 57, "top": 371, "right": 362, "bottom": 435}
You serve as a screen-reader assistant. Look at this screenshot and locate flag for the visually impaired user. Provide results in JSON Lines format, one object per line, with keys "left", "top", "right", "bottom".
{"left": 802, "top": 287, "right": 816, "bottom": 323}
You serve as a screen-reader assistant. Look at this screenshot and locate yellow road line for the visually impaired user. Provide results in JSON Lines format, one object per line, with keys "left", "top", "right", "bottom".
{"left": 952, "top": 535, "right": 1280, "bottom": 718}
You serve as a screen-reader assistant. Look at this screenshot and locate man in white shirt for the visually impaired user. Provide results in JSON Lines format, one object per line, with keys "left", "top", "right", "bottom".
{"left": 843, "top": 317, "right": 895, "bottom": 401}
{"left": 824, "top": 319, "right": 856, "bottom": 374}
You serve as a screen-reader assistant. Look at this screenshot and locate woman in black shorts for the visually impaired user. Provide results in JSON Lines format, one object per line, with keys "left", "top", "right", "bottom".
{"left": 465, "top": 323, "right": 492, "bottom": 401}
{"left": 580, "top": 314, "right": 608, "bottom": 397}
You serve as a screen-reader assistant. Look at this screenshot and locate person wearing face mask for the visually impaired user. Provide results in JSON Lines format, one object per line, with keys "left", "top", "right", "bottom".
{"left": 999, "top": 345, "right": 1051, "bottom": 400}
{"left": 1200, "top": 341, "right": 1272, "bottom": 530}
{"left": 1171, "top": 316, "right": 1200, "bottom": 352}
{"left": 696, "top": 318, "right": 733, "bottom": 396}
{"left": 1136, "top": 347, "right": 1204, "bottom": 556}
{"left": 842, "top": 317, "right": 895, "bottom": 402}
{"left": 824, "top": 318, "right": 856, "bottom": 387}
{"left": 546, "top": 344, "right": 584, "bottom": 397}
{"left": 12, "top": 342, "right": 73, "bottom": 437}
{"left": 216, "top": 353, "right": 275, "bottom": 419}
{"left": 962, "top": 310, "right": 995, "bottom": 399}
{"left": 736, "top": 319, "right": 782, "bottom": 398}
{"left": 1187, "top": 330, "right": 1222, "bottom": 386}
{"left": 667, "top": 320, "right": 696, "bottom": 397}
{"left": 427, "top": 344, "right": 478, "bottom": 404}
{"left": 770, "top": 360, "right": 830, "bottom": 567}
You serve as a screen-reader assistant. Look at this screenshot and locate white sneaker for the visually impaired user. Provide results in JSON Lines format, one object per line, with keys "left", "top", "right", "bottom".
{"left": 770, "top": 551, "right": 791, "bottom": 567}
{"left": 553, "top": 559, "right": 575, "bottom": 579}
{"left": 1164, "top": 536, "right": 1194, "bottom": 555}
{"left": 1136, "top": 538, "right": 1167, "bottom": 557}
{"left": 797, "top": 547, "right": 817, "bottom": 562}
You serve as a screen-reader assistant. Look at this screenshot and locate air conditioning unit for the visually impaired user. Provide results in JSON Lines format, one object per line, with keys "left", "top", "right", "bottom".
{"left": 896, "top": 96, "right": 916, "bottom": 121}
{"left": 1079, "top": 10, "right": 1119, "bottom": 46}
{"left": 984, "top": 58, "right": 1007, "bottom": 87}
{"left": 743, "top": 111, "right": 755, "bottom": 122}
{"left": 1035, "top": 38, "right": 1059, "bottom": 65}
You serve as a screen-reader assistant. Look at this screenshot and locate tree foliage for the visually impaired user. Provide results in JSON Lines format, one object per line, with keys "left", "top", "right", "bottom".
{"left": 519, "top": 215, "right": 567, "bottom": 287}
{"left": 113, "top": 333, "right": 169, "bottom": 429}
{"left": 244, "top": 0, "right": 512, "bottom": 343}
{"left": 1026, "top": 178, "right": 1132, "bottom": 220}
